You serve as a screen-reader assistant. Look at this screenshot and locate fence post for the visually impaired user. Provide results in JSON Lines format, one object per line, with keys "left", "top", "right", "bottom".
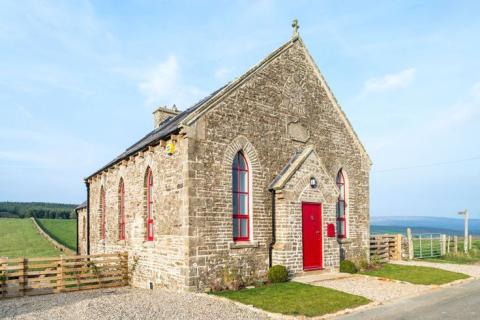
{"left": 454, "top": 236, "right": 458, "bottom": 253}
{"left": 57, "top": 256, "right": 64, "bottom": 293}
{"left": 407, "top": 228, "right": 413, "bottom": 260}
{"left": 430, "top": 234, "right": 433, "bottom": 257}
{"left": 440, "top": 234, "right": 446, "bottom": 256}
{"left": 419, "top": 234, "right": 423, "bottom": 258}
{"left": 469, "top": 235, "right": 473, "bottom": 251}
{"left": 447, "top": 236, "right": 451, "bottom": 253}
{"left": 395, "top": 234, "right": 402, "bottom": 260}
{"left": 20, "top": 257, "right": 27, "bottom": 296}
{"left": 1, "top": 257, "right": 7, "bottom": 298}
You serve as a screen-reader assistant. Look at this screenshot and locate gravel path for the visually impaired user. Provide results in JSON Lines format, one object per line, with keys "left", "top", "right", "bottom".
{"left": 391, "top": 260, "right": 480, "bottom": 278}
{"left": 312, "top": 275, "right": 432, "bottom": 303}
{"left": 0, "top": 287, "right": 271, "bottom": 320}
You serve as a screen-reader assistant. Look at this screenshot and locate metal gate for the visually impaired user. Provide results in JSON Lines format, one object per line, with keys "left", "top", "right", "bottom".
{"left": 413, "top": 233, "right": 442, "bottom": 258}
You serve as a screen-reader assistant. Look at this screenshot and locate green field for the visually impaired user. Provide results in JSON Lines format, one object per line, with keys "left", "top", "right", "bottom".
{"left": 0, "top": 218, "right": 61, "bottom": 258}
{"left": 37, "top": 218, "right": 77, "bottom": 250}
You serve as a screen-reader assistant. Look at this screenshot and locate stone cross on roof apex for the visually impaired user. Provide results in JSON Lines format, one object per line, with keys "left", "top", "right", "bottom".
{"left": 292, "top": 19, "right": 299, "bottom": 37}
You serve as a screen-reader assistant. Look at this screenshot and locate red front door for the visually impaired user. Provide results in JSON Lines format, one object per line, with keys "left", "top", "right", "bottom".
{"left": 302, "top": 202, "right": 323, "bottom": 270}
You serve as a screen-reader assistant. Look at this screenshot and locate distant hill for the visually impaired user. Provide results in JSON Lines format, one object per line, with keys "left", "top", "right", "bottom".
{"left": 0, "top": 202, "right": 77, "bottom": 219}
{"left": 371, "top": 216, "right": 480, "bottom": 235}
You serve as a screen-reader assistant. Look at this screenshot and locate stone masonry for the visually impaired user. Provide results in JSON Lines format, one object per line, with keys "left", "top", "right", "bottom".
{"left": 81, "top": 34, "right": 371, "bottom": 292}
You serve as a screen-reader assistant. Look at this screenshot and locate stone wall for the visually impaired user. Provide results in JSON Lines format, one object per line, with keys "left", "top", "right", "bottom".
{"left": 184, "top": 38, "right": 370, "bottom": 290}
{"left": 87, "top": 137, "right": 190, "bottom": 290}
{"left": 85, "top": 37, "right": 370, "bottom": 292}
{"left": 76, "top": 207, "right": 87, "bottom": 255}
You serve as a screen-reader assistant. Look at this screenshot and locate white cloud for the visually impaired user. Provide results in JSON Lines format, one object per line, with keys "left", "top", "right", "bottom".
{"left": 138, "top": 55, "right": 206, "bottom": 109}
{"left": 364, "top": 68, "right": 416, "bottom": 93}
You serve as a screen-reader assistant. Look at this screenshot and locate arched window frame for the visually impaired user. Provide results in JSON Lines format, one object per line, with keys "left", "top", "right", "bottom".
{"left": 100, "top": 186, "right": 106, "bottom": 240}
{"left": 145, "top": 167, "right": 154, "bottom": 241}
{"left": 232, "top": 151, "right": 251, "bottom": 241}
{"left": 336, "top": 169, "right": 348, "bottom": 238}
{"left": 118, "top": 178, "right": 126, "bottom": 240}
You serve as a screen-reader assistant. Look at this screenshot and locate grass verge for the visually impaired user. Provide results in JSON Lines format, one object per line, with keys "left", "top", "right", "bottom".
{"left": 423, "top": 252, "right": 480, "bottom": 264}
{"left": 212, "top": 282, "right": 370, "bottom": 317}
{"left": 360, "top": 263, "right": 469, "bottom": 285}
{"left": 37, "top": 218, "right": 77, "bottom": 250}
{"left": 0, "top": 218, "right": 60, "bottom": 258}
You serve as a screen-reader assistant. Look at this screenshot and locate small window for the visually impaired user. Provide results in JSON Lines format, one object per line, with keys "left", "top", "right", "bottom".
{"left": 118, "top": 178, "right": 126, "bottom": 240}
{"left": 146, "top": 168, "right": 154, "bottom": 241}
{"left": 232, "top": 151, "right": 250, "bottom": 241}
{"left": 100, "top": 187, "right": 106, "bottom": 240}
{"left": 336, "top": 170, "right": 347, "bottom": 238}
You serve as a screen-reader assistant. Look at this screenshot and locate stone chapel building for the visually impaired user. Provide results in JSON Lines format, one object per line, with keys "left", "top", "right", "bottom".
{"left": 77, "top": 29, "right": 371, "bottom": 291}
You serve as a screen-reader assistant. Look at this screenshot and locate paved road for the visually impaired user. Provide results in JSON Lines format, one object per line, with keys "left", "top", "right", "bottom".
{"left": 337, "top": 279, "right": 480, "bottom": 320}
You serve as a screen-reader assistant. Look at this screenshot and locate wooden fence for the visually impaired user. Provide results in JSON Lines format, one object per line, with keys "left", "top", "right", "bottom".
{"left": 0, "top": 252, "right": 128, "bottom": 299}
{"left": 370, "top": 234, "right": 402, "bottom": 262}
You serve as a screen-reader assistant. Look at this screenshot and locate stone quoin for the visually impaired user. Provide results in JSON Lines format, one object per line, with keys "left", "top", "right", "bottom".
{"left": 77, "top": 23, "right": 371, "bottom": 292}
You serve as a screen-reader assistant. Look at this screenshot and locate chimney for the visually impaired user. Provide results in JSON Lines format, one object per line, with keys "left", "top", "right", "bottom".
{"left": 153, "top": 105, "right": 180, "bottom": 129}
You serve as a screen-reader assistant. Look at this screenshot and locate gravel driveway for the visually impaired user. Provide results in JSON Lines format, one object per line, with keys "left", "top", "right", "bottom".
{"left": 0, "top": 287, "right": 271, "bottom": 320}
{"left": 391, "top": 260, "right": 480, "bottom": 278}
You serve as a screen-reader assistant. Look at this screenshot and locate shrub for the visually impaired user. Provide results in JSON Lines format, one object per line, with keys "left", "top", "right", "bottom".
{"left": 222, "top": 267, "right": 243, "bottom": 291}
{"left": 356, "top": 258, "right": 369, "bottom": 271}
{"left": 340, "top": 260, "right": 358, "bottom": 274}
{"left": 370, "top": 255, "right": 384, "bottom": 267}
{"left": 267, "top": 265, "right": 289, "bottom": 283}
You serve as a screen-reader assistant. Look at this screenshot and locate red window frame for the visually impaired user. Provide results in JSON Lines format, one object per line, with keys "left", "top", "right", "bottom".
{"left": 118, "top": 179, "right": 126, "bottom": 240}
{"left": 336, "top": 170, "right": 347, "bottom": 238}
{"left": 146, "top": 168, "right": 154, "bottom": 241}
{"left": 100, "top": 187, "right": 106, "bottom": 240}
{"left": 232, "top": 151, "right": 250, "bottom": 241}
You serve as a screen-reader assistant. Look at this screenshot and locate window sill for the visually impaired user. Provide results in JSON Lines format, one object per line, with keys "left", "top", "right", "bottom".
{"left": 142, "top": 240, "right": 155, "bottom": 248}
{"left": 229, "top": 241, "right": 259, "bottom": 249}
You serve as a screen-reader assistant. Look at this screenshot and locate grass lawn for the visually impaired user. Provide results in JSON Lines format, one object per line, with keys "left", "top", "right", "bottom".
{"left": 212, "top": 282, "right": 370, "bottom": 317}
{"left": 361, "top": 263, "right": 469, "bottom": 285}
{"left": 0, "top": 218, "right": 60, "bottom": 258}
{"left": 37, "top": 219, "right": 77, "bottom": 250}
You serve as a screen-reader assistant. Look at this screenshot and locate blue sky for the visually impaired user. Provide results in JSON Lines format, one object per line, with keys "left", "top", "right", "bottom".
{"left": 0, "top": 0, "right": 479, "bottom": 218}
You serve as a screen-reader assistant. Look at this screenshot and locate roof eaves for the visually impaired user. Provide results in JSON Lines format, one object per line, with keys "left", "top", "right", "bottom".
{"left": 75, "top": 201, "right": 87, "bottom": 210}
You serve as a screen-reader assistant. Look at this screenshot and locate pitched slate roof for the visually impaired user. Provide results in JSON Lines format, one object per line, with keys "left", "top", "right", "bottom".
{"left": 85, "top": 85, "right": 227, "bottom": 180}
{"left": 86, "top": 34, "right": 370, "bottom": 181}
{"left": 75, "top": 201, "right": 87, "bottom": 210}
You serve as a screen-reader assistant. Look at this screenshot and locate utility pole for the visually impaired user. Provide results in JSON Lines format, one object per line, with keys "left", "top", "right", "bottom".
{"left": 458, "top": 209, "right": 469, "bottom": 253}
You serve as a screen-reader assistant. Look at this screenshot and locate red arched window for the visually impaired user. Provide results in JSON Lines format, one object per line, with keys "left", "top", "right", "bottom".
{"left": 118, "top": 178, "right": 126, "bottom": 240}
{"left": 146, "top": 168, "right": 154, "bottom": 241}
{"left": 100, "top": 187, "right": 106, "bottom": 240}
{"left": 232, "top": 151, "right": 250, "bottom": 241}
{"left": 336, "top": 170, "right": 347, "bottom": 238}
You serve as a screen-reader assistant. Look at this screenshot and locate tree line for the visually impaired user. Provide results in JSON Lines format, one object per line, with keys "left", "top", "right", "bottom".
{"left": 0, "top": 202, "right": 77, "bottom": 219}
